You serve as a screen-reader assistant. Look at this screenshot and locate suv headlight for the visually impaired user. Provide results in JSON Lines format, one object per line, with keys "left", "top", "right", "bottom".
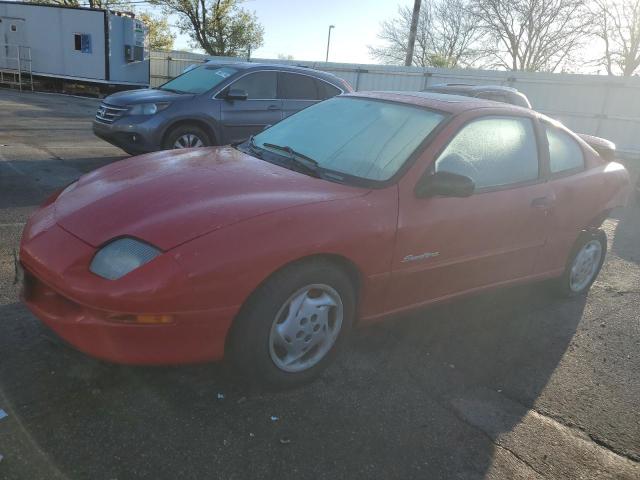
{"left": 127, "top": 103, "right": 169, "bottom": 116}
{"left": 90, "top": 238, "right": 161, "bottom": 280}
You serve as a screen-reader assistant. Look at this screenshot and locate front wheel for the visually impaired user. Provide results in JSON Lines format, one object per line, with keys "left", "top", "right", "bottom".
{"left": 226, "top": 260, "right": 356, "bottom": 389}
{"left": 163, "top": 124, "right": 211, "bottom": 150}
{"left": 554, "top": 229, "right": 607, "bottom": 297}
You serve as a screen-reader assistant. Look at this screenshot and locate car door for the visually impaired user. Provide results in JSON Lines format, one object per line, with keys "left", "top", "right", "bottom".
{"left": 218, "top": 70, "right": 282, "bottom": 143}
{"left": 534, "top": 121, "right": 600, "bottom": 274}
{"left": 278, "top": 72, "right": 323, "bottom": 118}
{"left": 386, "top": 114, "right": 554, "bottom": 311}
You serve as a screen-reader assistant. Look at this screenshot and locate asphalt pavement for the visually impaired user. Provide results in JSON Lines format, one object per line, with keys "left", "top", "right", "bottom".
{"left": 0, "top": 88, "right": 639, "bottom": 479}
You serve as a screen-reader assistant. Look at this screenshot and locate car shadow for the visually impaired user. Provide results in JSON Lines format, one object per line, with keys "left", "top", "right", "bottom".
{"left": 0, "top": 280, "right": 586, "bottom": 479}
{"left": 0, "top": 157, "right": 124, "bottom": 211}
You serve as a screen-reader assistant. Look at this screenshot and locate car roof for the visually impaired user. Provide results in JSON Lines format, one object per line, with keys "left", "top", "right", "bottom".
{"left": 203, "top": 60, "right": 344, "bottom": 84}
{"left": 345, "top": 90, "right": 533, "bottom": 116}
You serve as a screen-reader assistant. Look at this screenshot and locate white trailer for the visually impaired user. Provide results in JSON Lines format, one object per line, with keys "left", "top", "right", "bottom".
{"left": 0, "top": 1, "right": 149, "bottom": 90}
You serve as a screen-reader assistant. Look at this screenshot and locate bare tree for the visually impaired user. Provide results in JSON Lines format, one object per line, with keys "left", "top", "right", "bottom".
{"left": 593, "top": 0, "right": 640, "bottom": 76}
{"left": 472, "top": 0, "right": 592, "bottom": 72}
{"left": 405, "top": 0, "right": 423, "bottom": 66}
{"left": 150, "top": 0, "right": 263, "bottom": 56}
{"left": 370, "top": 0, "right": 481, "bottom": 68}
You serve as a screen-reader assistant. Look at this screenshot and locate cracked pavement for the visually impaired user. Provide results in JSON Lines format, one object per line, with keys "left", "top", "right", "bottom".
{"left": 0, "top": 89, "right": 639, "bottom": 479}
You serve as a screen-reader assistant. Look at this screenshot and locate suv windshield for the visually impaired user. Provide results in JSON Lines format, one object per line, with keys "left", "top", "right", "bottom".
{"left": 252, "top": 97, "right": 445, "bottom": 182}
{"left": 159, "top": 66, "right": 238, "bottom": 94}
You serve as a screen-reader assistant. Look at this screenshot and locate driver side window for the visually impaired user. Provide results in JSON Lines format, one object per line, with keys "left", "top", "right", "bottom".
{"left": 435, "top": 116, "right": 539, "bottom": 189}
{"left": 228, "top": 71, "right": 277, "bottom": 99}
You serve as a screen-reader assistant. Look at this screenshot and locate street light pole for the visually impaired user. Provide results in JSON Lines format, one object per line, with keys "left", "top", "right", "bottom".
{"left": 326, "top": 25, "right": 335, "bottom": 62}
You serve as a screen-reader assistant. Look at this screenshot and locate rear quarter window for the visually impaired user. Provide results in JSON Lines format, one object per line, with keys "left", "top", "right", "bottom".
{"left": 316, "top": 80, "right": 341, "bottom": 99}
{"left": 546, "top": 126, "right": 584, "bottom": 174}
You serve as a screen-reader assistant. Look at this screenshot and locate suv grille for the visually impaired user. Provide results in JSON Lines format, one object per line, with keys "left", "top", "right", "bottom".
{"left": 95, "top": 103, "right": 128, "bottom": 124}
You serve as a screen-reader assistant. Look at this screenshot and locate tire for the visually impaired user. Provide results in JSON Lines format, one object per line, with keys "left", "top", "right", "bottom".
{"left": 553, "top": 229, "right": 607, "bottom": 297}
{"left": 226, "top": 259, "right": 356, "bottom": 389}
{"left": 162, "top": 124, "right": 212, "bottom": 150}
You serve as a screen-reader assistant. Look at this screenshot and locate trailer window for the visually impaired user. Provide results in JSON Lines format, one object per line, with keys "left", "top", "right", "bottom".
{"left": 74, "top": 34, "right": 92, "bottom": 54}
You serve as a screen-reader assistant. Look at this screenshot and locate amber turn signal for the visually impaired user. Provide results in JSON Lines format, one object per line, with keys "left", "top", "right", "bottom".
{"left": 107, "top": 314, "right": 173, "bottom": 325}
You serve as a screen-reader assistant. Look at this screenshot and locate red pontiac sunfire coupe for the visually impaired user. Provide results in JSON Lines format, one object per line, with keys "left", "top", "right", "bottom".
{"left": 20, "top": 92, "right": 630, "bottom": 388}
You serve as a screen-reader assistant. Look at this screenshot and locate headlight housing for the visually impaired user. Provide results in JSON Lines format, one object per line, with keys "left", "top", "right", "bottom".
{"left": 127, "top": 102, "right": 169, "bottom": 116}
{"left": 90, "top": 238, "right": 161, "bottom": 280}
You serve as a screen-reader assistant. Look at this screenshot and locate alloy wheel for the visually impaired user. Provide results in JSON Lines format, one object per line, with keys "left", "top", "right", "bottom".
{"left": 173, "top": 133, "right": 204, "bottom": 149}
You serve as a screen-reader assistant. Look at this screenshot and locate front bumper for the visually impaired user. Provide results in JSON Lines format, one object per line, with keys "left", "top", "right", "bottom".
{"left": 20, "top": 209, "right": 237, "bottom": 365}
{"left": 93, "top": 119, "right": 160, "bottom": 154}
{"left": 22, "top": 268, "right": 236, "bottom": 364}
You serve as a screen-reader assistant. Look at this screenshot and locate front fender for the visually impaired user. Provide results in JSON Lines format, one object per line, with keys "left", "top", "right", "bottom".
{"left": 159, "top": 112, "right": 224, "bottom": 146}
{"left": 170, "top": 188, "right": 398, "bottom": 316}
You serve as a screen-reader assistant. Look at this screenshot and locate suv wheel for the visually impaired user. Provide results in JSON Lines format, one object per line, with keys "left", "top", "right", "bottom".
{"left": 163, "top": 124, "right": 211, "bottom": 150}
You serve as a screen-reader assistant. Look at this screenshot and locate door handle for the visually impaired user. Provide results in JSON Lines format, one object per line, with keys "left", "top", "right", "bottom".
{"left": 267, "top": 105, "right": 281, "bottom": 111}
{"left": 531, "top": 196, "right": 552, "bottom": 208}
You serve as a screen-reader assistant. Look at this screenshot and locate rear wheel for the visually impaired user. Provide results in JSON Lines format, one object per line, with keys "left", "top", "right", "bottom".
{"left": 554, "top": 229, "right": 607, "bottom": 297}
{"left": 163, "top": 124, "right": 212, "bottom": 150}
{"left": 227, "top": 260, "right": 356, "bottom": 389}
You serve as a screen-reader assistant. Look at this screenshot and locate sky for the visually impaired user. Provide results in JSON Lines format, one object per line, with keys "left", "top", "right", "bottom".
{"left": 169, "top": 0, "right": 404, "bottom": 64}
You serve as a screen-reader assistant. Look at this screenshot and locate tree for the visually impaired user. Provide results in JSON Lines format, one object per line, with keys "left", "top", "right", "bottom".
{"left": 138, "top": 12, "right": 175, "bottom": 51}
{"left": 150, "top": 0, "right": 263, "bottom": 56}
{"left": 592, "top": 0, "right": 640, "bottom": 76}
{"left": 369, "top": 0, "right": 481, "bottom": 68}
{"left": 472, "top": 0, "right": 592, "bottom": 72}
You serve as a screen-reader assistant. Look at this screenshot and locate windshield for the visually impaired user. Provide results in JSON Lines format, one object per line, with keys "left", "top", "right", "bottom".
{"left": 252, "top": 97, "right": 445, "bottom": 182}
{"left": 159, "top": 66, "right": 238, "bottom": 94}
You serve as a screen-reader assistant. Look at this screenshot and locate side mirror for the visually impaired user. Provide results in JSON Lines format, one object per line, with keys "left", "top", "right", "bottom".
{"left": 226, "top": 88, "right": 248, "bottom": 101}
{"left": 416, "top": 170, "right": 475, "bottom": 198}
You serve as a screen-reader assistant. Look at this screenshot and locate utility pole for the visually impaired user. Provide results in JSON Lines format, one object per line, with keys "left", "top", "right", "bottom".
{"left": 404, "top": 0, "right": 422, "bottom": 66}
{"left": 326, "top": 25, "right": 335, "bottom": 62}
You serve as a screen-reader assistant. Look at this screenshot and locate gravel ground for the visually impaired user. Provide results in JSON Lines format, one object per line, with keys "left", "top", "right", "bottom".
{"left": 0, "top": 88, "right": 639, "bottom": 480}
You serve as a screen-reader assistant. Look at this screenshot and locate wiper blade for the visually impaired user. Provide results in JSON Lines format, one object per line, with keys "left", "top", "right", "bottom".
{"left": 246, "top": 135, "right": 263, "bottom": 158}
{"left": 262, "top": 142, "right": 320, "bottom": 176}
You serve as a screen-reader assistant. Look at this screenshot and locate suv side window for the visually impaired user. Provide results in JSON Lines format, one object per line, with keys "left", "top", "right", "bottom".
{"left": 228, "top": 71, "right": 277, "bottom": 99}
{"left": 278, "top": 72, "right": 318, "bottom": 100}
{"left": 436, "top": 116, "right": 539, "bottom": 189}
{"left": 546, "top": 125, "right": 584, "bottom": 174}
{"left": 316, "top": 79, "right": 341, "bottom": 99}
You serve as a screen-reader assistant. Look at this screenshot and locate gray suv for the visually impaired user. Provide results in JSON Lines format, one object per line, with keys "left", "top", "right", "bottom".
{"left": 93, "top": 62, "right": 352, "bottom": 154}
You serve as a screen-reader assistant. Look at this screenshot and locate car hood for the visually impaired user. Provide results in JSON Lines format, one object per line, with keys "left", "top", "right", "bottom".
{"left": 54, "top": 147, "right": 367, "bottom": 250}
{"left": 104, "top": 88, "right": 194, "bottom": 106}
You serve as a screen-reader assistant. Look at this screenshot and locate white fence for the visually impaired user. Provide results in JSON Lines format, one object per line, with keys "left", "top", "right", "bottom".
{"left": 151, "top": 50, "right": 640, "bottom": 158}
